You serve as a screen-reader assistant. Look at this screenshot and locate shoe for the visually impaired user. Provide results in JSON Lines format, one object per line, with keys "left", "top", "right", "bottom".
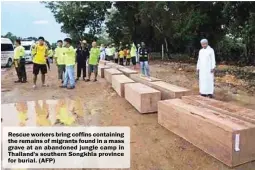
{"left": 21, "top": 80, "right": 27, "bottom": 83}
{"left": 67, "top": 86, "right": 75, "bottom": 89}
{"left": 83, "top": 77, "right": 86, "bottom": 81}
{"left": 42, "top": 84, "right": 48, "bottom": 87}
{"left": 93, "top": 79, "right": 97, "bottom": 82}
{"left": 75, "top": 78, "right": 79, "bottom": 82}
{"left": 61, "top": 80, "right": 64, "bottom": 84}
{"left": 33, "top": 85, "right": 36, "bottom": 89}
{"left": 85, "top": 79, "right": 90, "bottom": 82}
{"left": 14, "top": 80, "right": 22, "bottom": 83}
{"left": 59, "top": 85, "right": 67, "bottom": 88}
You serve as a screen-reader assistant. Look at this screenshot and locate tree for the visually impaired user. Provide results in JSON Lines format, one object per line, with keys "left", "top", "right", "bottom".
{"left": 43, "top": 1, "right": 112, "bottom": 44}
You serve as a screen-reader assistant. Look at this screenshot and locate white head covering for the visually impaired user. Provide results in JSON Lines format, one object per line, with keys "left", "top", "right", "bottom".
{"left": 200, "top": 39, "right": 208, "bottom": 44}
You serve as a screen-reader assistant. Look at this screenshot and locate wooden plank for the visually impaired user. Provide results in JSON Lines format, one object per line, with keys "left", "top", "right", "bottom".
{"left": 182, "top": 95, "right": 255, "bottom": 124}
{"left": 112, "top": 75, "right": 135, "bottom": 97}
{"left": 104, "top": 68, "right": 123, "bottom": 84}
{"left": 125, "top": 83, "right": 161, "bottom": 113}
{"left": 148, "top": 81, "right": 193, "bottom": 99}
{"left": 106, "top": 62, "right": 118, "bottom": 68}
{"left": 129, "top": 74, "right": 161, "bottom": 87}
{"left": 158, "top": 99, "right": 255, "bottom": 167}
{"left": 99, "top": 60, "right": 109, "bottom": 65}
{"left": 98, "top": 64, "right": 111, "bottom": 78}
{"left": 117, "top": 67, "right": 138, "bottom": 77}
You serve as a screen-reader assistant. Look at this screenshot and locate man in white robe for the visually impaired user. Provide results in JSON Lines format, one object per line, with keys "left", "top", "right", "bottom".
{"left": 197, "top": 39, "right": 216, "bottom": 98}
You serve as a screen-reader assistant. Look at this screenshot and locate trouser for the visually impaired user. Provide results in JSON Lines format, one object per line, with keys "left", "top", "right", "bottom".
{"left": 63, "top": 65, "right": 75, "bottom": 87}
{"left": 126, "top": 58, "right": 131, "bottom": 66}
{"left": 131, "top": 56, "right": 136, "bottom": 65}
{"left": 119, "top": 58, "right": 124, "bottom": 66}
{"left": 77, "top": 62, "right": 86, "bottom": 78}
{"left": 46, "top": 58, "right": 50, "bottom": 69}
{"left": 114, "top": 58, "right": 118, "bottom": 64}
{"left": 15, "top": 59, "right": 27, "bottom": 81}
{"left": 58, "top": 65, "right": 65, "bottom": 80}
{"left": 140, "top": 61, "right": 150, "bottom": 77}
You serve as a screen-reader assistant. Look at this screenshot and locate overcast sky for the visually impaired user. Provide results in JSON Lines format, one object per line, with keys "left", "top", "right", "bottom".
{"left": 1, "top": 1, "right": 67, "bottom": 43}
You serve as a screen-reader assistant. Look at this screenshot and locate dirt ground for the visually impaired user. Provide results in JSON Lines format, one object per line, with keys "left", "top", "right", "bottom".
{"left": 1, "top": 61, "right": 255, "bottom": 170}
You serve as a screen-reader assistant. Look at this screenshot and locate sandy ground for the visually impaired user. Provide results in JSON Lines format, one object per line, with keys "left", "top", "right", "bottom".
{"left": 1, "top": 61, "right": 255, "bottom": 170}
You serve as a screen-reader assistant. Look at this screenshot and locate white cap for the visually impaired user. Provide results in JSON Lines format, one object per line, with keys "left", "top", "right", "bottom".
{"left": 200, "top": 39, "right": 208, "bottom": 44}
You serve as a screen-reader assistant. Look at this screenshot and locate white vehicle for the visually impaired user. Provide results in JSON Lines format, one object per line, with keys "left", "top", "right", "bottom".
{"left": 1, "top": 38, "right": 14, "bottom": 67}
{"left": 21, "top": 40, "right": 35, "bottom": 63}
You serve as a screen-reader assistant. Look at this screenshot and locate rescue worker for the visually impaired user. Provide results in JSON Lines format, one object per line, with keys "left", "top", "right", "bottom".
{"left": 76, "top": 40, "right": 89, "bottom": 81}
{"left": 118, "top": 48, "right": 125, "bottom": 66}
{"left": 14, "top": 39, "right": 27, "bottom": 83}
{"left": 85, "top": 41, "right": 100, "bottom": 82}
{"left": 126, "top": 45, "right": 131, "bottom": 66}
{"left": 130, "top": 43, "right": 137, "bottom": 69}
{"left": 139, "top": 42, "right": 150, "bottom": 78}
{"left": 31, "top": 37, "right": 48, "bottom": 89}
{"left": 60, "top": 38, "right": 76, "bottom": 89}
{"left": 54, "top": 40, "right": 65, "bottom": 84}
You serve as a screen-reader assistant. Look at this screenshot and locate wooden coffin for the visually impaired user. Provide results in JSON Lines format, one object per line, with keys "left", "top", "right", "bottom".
{"left": 125, "top": 83, "right": 161, "bottom": 113}
{"left": 158, "top": 99, "right": 255, "bottom": 167}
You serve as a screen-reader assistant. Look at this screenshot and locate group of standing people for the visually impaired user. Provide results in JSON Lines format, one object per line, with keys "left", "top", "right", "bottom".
{"left": 12, "top": 37, "right": 216, "bottom": 98}
{"left": 99, "top": 41, "right": 151, "bottom": 78}
{"left": 13, "top": 36, "right": 101, "bottom": 90}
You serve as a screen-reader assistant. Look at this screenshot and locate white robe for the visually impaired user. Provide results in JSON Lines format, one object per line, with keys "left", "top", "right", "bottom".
{"left": 100, "top": 47, "right": 106, "bottom": 60}
{"left": 197, "top": 46, "right": 216, "bottom": 95}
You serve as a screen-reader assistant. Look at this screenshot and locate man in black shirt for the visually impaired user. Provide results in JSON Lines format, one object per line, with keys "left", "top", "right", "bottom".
{"left": 139, "top": 42, "right": 150, "bottom": 78}
{"left": 76, "top": 40, "right": 89, "bottom": 81}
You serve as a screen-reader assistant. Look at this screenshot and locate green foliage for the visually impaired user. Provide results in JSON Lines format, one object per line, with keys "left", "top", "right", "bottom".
{"left": 43, "top": 1, "right": 112, "bottom": 44}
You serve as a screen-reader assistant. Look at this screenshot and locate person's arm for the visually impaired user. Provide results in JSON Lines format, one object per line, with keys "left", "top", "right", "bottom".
{"left": 31, "top": 45, "right": 37, "bottom": 56}
{"left": 210, "top": 48, "right": 216, "bottom": 73}
{"left": 196, "top": 50, "right": 201, "bottom": 72}
{"left": 20, "top": 47, "right": 25, "bottom": 59}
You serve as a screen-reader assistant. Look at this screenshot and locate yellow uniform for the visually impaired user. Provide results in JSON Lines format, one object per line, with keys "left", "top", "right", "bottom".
{"left": 32, "top": 44, "right": 48, "bottom": 64}
{"left": 14, "top": 46, "right": 25, "bottom": 67}
{"left": 126, "top": 49, "right": 131, "bottom": 59}
{"left": 54, "top": 47, "right": 65, "bottom": 65}
{"left": 63, "top": 46, "right": 76, "bottom": 66}
{"left": 119, "top": 50, "right": 125, "bottom": 58}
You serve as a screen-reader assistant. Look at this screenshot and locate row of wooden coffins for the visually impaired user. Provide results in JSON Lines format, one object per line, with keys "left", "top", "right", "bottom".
{"left": 98, "top": 60, "right": 255, "bottom": 167}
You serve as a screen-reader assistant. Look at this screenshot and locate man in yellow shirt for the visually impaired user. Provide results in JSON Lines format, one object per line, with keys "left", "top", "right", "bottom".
{"left": 60, "top": 38, "right": 76, "bottom": 89}
{"left": 85, "top": 41, "right": 100, "bottom": 82}
{"left": 54, "top": 40, "right": 65, "bottom": 84}
{"left": 14, "top": 39, "right": 26, "bottom": 83}
{"left": 118, "top": 48, "right": 125, "bottom": 66}
{"left": 31, "top": 36, "right": 48, "bottom": 89}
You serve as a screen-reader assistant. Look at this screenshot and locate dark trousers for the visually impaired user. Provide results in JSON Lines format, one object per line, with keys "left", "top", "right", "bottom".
{"left": 126, "top": 58, "right": 131, "bottom": 66}
{"left": 77, "top": 62, "right": 86, "bottom": 78}
{"left": 119, "top": 58, "right": 124, "bottom": 66}
{"left": 58, "top": 65, "right": 65, "bottom": 80}
{"left": 46, "top": 58, "right": 50, "bottom": 70}
{"left": 15, "top": 59, "right": 27, "bottom": 81}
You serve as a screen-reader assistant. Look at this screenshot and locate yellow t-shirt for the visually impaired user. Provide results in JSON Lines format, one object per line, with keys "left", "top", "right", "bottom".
{"left": 54, "top": 47, "right": 65, "bottom": 65}
{"left": 126, "top": 49, "right": 131, "bottom": 59}
{"left": 119, "top": 50, "right": 124, "bottom": 58}
{"left": 14, "top": 46, "right": 25, "bottom": 59}
{"left": 63, "top": 46, "right": 76, "bottom": 66}
{"left": 32, "top": 45, "right": 48, "bottom": 64}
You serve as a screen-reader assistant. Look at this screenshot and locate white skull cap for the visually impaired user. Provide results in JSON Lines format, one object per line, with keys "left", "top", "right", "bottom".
{"left": 200, "top": 39, "right": 208, "bottom": 44}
